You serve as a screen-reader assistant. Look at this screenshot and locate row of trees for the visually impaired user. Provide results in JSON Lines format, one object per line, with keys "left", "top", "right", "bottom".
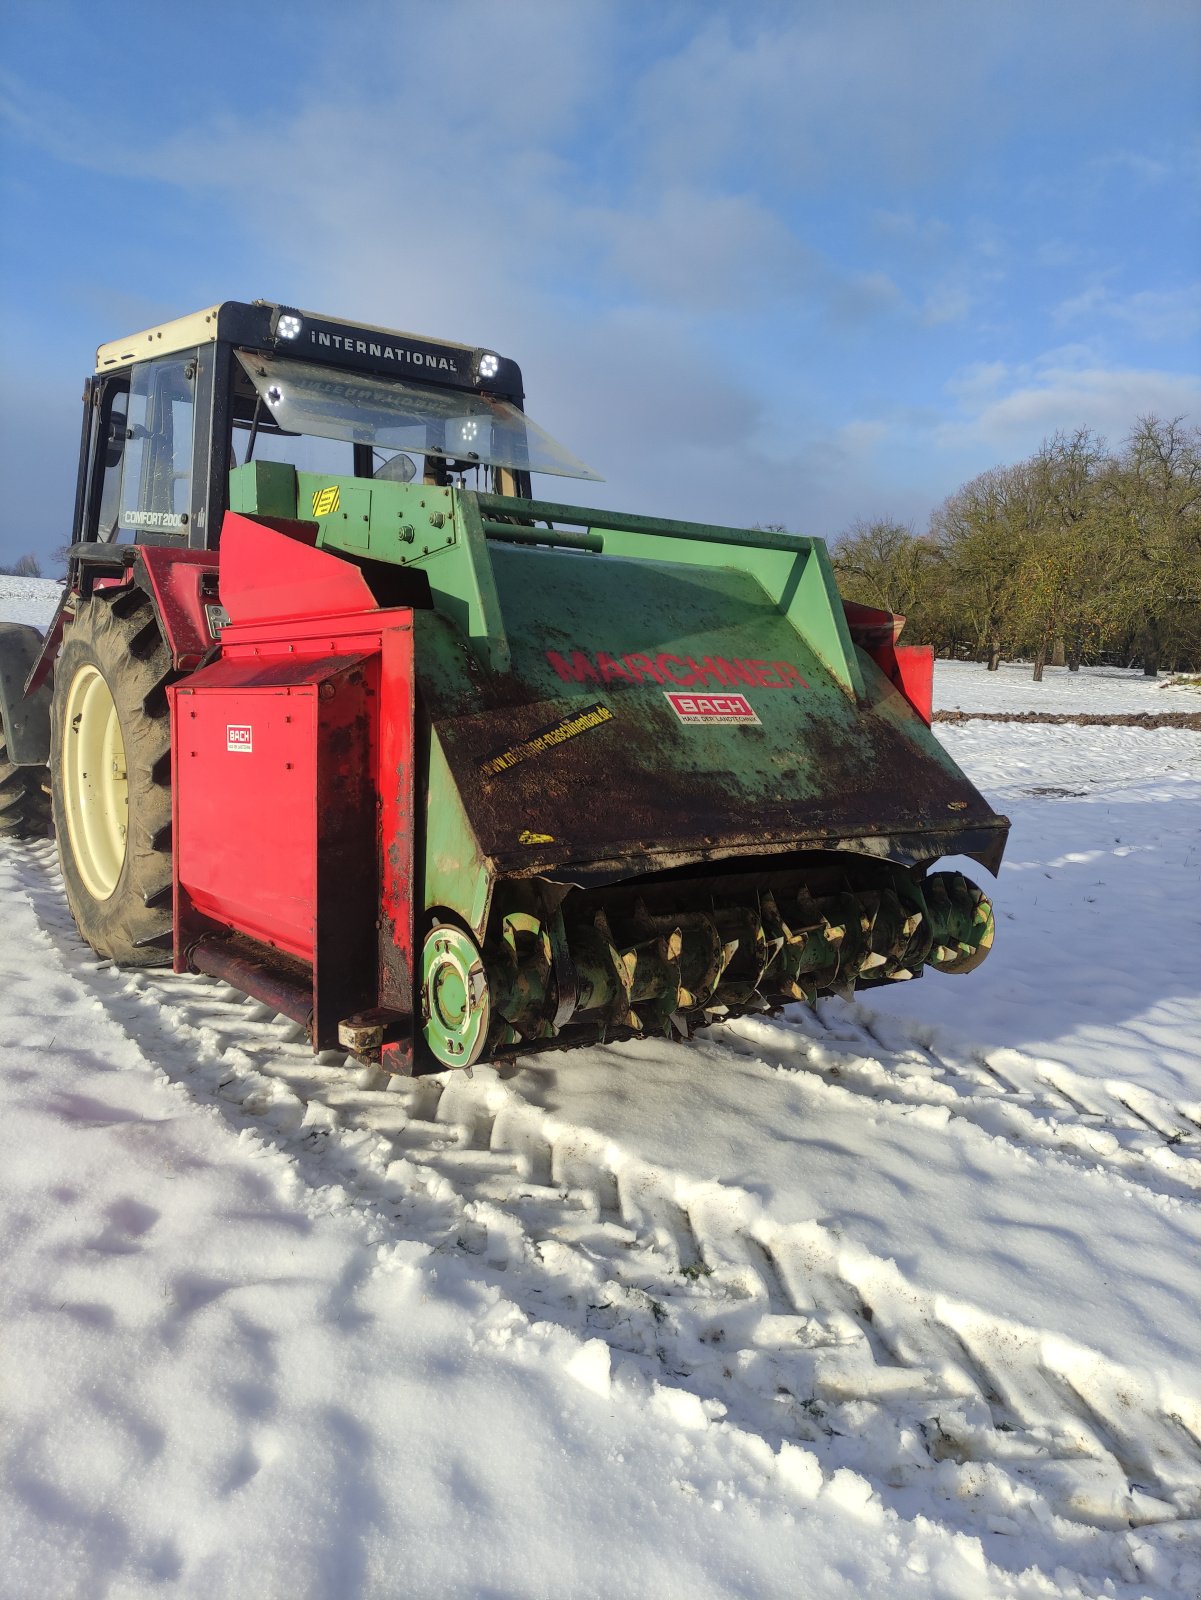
{"left": 831, "top": 415, "right": 1201, "bottom": 676}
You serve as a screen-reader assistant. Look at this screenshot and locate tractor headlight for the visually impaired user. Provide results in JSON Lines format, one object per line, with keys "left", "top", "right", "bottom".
{"left": 271, "top": 307, "right": 303, "bottom": 340}
{"left": 475, "top": 350, "right": 500, "bottom": 382}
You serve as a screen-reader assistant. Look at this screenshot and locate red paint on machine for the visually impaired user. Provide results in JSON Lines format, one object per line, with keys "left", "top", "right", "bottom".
{"left": 547, "top": 648, "right": 808, "bottom": 690}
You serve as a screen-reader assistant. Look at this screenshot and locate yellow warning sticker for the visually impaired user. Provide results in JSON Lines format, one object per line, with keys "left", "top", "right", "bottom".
{"left": 312, "top": 485, "right": 340, "bottom": 517}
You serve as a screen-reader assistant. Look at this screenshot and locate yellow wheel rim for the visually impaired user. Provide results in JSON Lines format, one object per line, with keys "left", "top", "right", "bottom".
{"left": 61, "top": 663, "right": 128, "bottom": 901}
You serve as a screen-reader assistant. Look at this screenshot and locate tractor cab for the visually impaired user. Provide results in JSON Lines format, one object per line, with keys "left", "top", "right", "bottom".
{"left": 73, "top": 300, "right": 601, "bottom": 556}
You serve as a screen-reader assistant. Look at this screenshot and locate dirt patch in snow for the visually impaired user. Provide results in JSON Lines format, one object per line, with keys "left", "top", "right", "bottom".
{"left": 933, "top": 708, "right": 1201, "bottom": 729}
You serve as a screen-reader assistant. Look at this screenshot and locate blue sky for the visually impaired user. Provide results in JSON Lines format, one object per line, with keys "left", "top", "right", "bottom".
{"left": 1, "top": 0, "right": 1198, "bottom": 566}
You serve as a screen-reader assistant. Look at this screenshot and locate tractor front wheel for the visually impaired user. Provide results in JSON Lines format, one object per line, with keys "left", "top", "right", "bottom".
{"left": 50, "top": 590, "right": 174, "bottom": 964}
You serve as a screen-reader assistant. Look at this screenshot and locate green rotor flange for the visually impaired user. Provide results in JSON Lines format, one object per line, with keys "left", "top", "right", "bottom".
{"left": 421, "top": 923, "right": 491, "bottom": 1068}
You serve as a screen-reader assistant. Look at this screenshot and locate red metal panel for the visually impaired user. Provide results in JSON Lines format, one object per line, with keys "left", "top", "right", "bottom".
{"left": 841, "top": 601, "right": 933, "bottom": 723}
{"left": 312, "top": 655, "right": 380, "bottom": 1048}
{"left": 219, "top": 513, "right": 379, "bottom": 626}
{"left": 168, "top": 605, "right": 417, "bottom": 1063}
{"left": 136, "top": 548, "right": 219, "bottom": 669}
{"left": 174, "top": 680, "right": 320, "bottom": 960}
{"left": 378, "top": 618, "right": 416, "bottom": 1075}
{"left": 892, "top": 644, "right": 934, "bottom": 724}
{"left": 842, "top": 599, "right": 905, "bottom": 650}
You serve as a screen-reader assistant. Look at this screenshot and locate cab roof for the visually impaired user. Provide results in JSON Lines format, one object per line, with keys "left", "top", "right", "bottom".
{"left": 93, "top": 300, "right": 522, "bottom": 400}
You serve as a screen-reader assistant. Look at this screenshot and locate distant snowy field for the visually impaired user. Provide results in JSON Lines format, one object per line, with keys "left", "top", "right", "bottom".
{"left": 931, "top": 657, "right": 1197, "bottom": 715}
{"left": 2, "top": 578, "right": 1199, "bottom": 1600}
{"left": 0, "top": 575, "right": 60, "bottom": 629}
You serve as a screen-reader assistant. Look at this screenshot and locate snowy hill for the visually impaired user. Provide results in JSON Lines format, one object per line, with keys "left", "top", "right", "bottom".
{"left": 1, "top": 589, "right": 1199, "bottom": 1597}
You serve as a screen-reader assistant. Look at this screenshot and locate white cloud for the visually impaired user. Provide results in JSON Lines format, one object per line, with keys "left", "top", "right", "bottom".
{"left": 946, "top": 362, "right": 1010, "bottom": 405}
{"left": 1054, "top": 283, "right": 1201, "bottom": 342}
{"left": 1085, "top": 149, "right": 1173, "bottom": 187}
{"left": 938, "top": 359, "right": 1201, "bottom": 453}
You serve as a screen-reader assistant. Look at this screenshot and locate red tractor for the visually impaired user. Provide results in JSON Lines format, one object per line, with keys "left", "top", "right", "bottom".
{"left": 0, "top": 301, "right": 1005, "bottom": 1074}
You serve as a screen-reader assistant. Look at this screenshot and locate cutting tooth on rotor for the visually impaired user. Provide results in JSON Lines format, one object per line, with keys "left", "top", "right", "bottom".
{"left": 861, "top": 951, "right": 889, "bottom": 970}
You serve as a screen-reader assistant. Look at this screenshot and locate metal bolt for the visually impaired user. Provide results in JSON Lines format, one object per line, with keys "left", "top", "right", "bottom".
{"left": 429, "top": 512, "right": 446, "bottom": 529}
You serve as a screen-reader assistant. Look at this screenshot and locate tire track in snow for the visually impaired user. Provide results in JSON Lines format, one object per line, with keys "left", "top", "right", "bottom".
{"left": 9, "top": 840, "right": 1201, "bottom": 1591}
{"left": 719, "top": 1003, "right": 1201, "bottom": 1203}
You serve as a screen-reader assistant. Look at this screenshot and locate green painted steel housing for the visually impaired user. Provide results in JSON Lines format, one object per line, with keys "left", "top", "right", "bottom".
{"left": 228, "top": 460, "right": 1008, "bottom": 1059}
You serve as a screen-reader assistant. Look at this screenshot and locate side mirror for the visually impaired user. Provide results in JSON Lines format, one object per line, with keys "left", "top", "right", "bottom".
{"left": 373, "top": 452, "right": 417, "bottom": 484}
{"left": 104, "top": 412, "right": 128, "bottom": 470}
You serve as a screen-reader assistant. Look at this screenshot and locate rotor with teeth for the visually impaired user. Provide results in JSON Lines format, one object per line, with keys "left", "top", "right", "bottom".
{"left": 426, "top": 867, "right": 995, "bottom": 1067}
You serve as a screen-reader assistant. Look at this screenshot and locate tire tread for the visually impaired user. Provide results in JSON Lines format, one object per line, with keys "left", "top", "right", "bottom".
{"left": 50, "top": 589, "right": 174, "bottom": 965}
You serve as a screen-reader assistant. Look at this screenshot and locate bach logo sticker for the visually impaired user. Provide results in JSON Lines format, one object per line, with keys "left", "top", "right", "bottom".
{"left": 227, "top": 725, "right": 253, "bottom": 753}
{"left": 665, "top": 691, "right": 759, "bottom": 725}
{"left": 311, "top": 485, "right": 340, "bottom": 517}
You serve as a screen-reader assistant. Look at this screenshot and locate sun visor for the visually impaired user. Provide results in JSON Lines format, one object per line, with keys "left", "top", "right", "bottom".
{"left": 236, "top": 351, "right": 602, "bottom": 482}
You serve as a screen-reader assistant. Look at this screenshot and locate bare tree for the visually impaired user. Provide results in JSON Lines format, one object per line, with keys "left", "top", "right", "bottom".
{"left": 0, "top": 552, "right": 43, "bottom": 577}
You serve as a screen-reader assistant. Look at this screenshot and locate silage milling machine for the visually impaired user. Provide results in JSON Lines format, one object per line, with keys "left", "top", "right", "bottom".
{"left": 0, "top": 301, "right": 1008, "bottom": 1074}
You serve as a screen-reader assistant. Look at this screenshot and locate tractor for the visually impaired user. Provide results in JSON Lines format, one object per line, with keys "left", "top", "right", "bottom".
{"left": 0, "top": 300, "right": 1008, "bottom": 1074}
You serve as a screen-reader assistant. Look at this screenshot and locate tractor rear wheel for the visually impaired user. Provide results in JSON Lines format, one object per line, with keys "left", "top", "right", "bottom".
{"left": 50, "top": 589, "right": 174, "bottom": 964}
{"left": 0, "top": 725, "right": 50, "bottom": 839}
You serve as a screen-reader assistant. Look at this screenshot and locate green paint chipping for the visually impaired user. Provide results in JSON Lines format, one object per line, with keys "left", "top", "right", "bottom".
{"left": 423, "top": 727, "right": 491, "bottom": 937}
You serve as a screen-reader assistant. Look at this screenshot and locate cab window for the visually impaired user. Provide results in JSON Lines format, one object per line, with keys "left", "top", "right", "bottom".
{"left": 119, "top": 353, "right": 196, "bottom": 538}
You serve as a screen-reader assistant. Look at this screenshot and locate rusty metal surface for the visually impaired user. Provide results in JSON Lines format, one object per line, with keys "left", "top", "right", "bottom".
{"left": 412, "top": 545, "right": 1009, "bottom": 894}
{"left": 188, "top": 935, "right": 313, "bottom": 1031}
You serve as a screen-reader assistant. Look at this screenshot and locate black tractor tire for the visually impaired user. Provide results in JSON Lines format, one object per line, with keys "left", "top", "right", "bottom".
{"left": 0, "top": 726, "right": 50, "bottom": 839}
{"left": 50, "top": 589, "right": 175, "bottom": 965}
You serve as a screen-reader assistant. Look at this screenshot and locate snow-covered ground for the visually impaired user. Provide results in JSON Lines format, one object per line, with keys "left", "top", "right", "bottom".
{"left": 2, "top": 580, "right": 1199, "bottom": 1599}
{"left": 931, "top": 658, "right": 1200, "bottom": 715}
{"left": 0, "top": 574, "right": 61, "bottom": 629}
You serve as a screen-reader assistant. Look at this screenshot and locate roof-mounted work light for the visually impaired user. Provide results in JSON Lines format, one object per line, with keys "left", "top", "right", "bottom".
{"left": 475, "top": 350, "right": 500, "bottom": 382}
{"left": 271, "top": 307, "right": 303, "bottom": 341}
